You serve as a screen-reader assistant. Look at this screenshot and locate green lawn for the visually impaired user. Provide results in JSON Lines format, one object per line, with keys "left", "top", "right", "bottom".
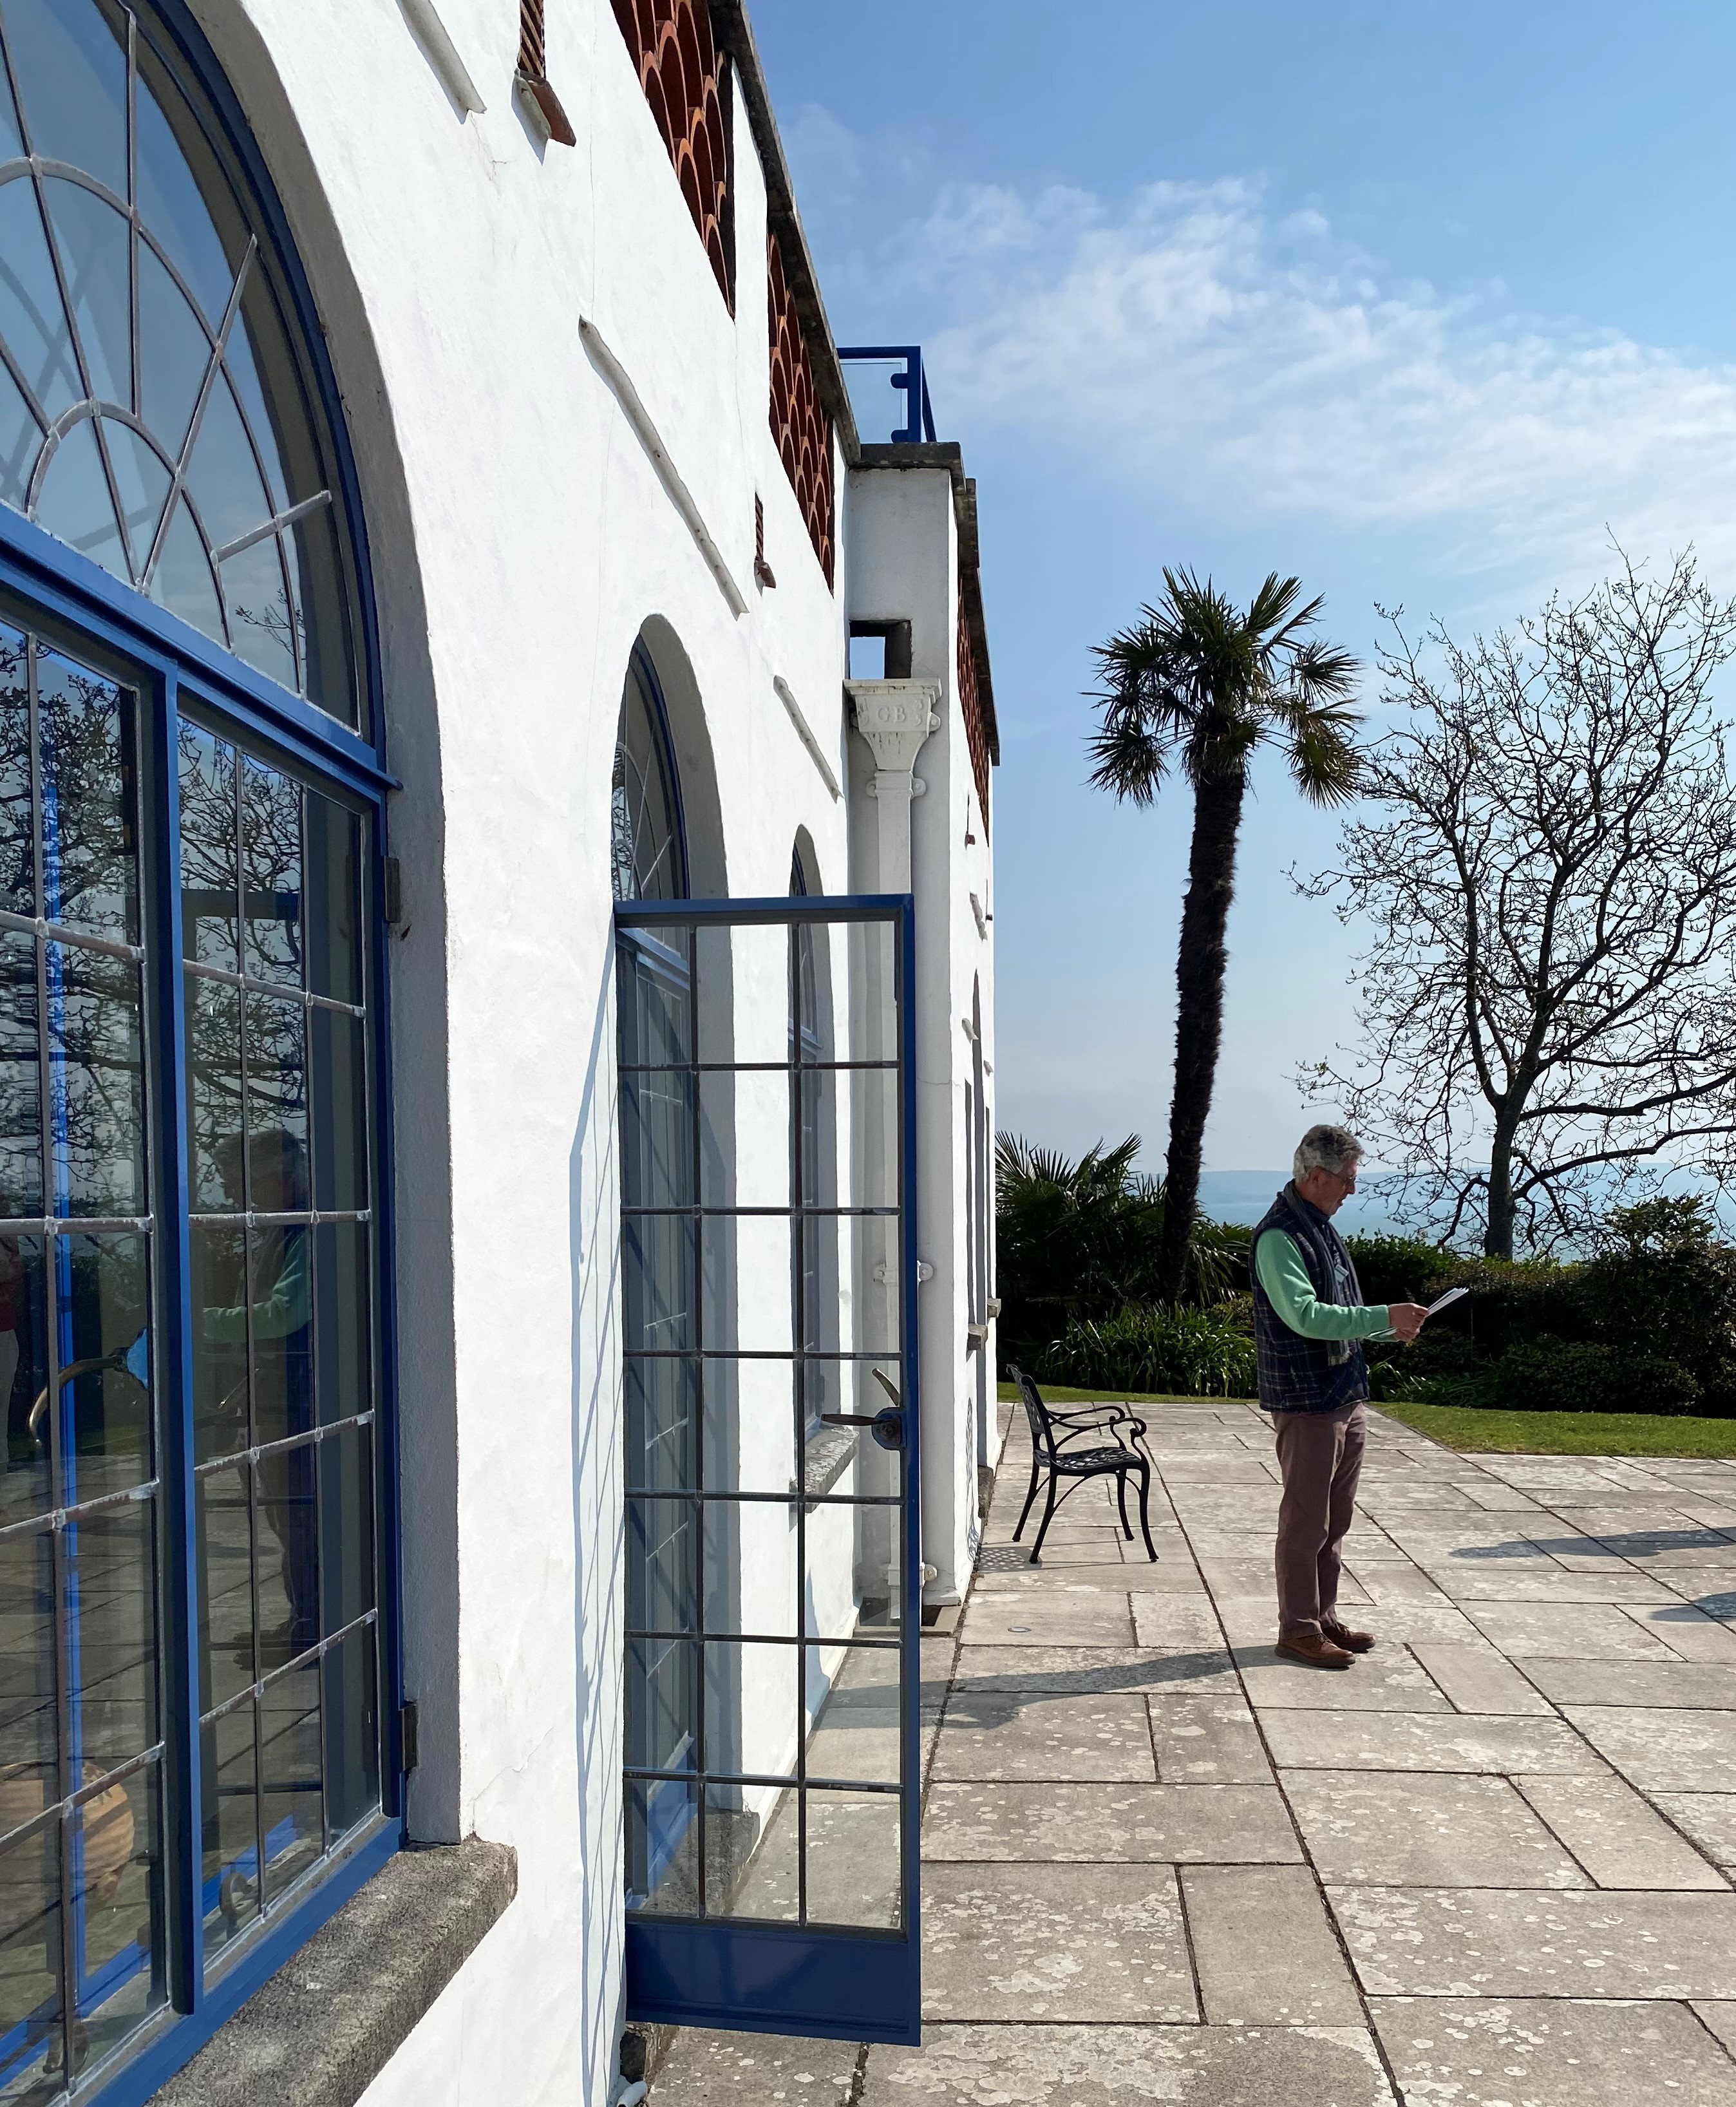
{"left": 995, "top": 1381, "right": 1736, "bottom": 1458}
{"left": 1377, "top": 1399, "right": 1736, "bottom": 1459}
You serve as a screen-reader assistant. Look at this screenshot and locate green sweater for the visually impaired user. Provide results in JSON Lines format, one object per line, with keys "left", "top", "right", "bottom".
{"left": 1254, "top": 1229, "right": 1392, "bottom": 1341}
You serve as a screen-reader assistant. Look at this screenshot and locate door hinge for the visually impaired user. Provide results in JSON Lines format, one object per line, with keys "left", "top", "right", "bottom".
{"left": 382, "top": 855, "right": 404, "bottom": 927}
{"left": 400, "top": 1700, "right": 419, "bottom": 1775}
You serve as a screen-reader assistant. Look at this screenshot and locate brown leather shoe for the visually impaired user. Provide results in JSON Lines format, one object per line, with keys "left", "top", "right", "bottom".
{"left": 1275, "top": 1630, "right": 1353, "bottom": 1669}
{"left": 1322, "top": 1616, "right": 1375, "bottom": 1653}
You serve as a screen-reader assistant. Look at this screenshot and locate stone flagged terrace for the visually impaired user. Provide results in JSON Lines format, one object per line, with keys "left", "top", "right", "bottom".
{"left": 648, "top": 1401, "right": 1736, "bottom": 2105}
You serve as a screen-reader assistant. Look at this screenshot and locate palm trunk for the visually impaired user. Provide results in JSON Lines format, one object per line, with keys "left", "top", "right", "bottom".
{"left": 1157, "top": 769, "right": 1246, "bottom": 1305}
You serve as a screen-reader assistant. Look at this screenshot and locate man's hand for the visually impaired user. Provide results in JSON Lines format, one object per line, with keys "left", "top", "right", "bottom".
{"left": 1388, "top": 1302, "right": 1429, "bottom": 1343}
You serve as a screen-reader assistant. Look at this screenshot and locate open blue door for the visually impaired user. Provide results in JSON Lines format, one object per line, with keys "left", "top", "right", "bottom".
{"left": 615, "top": 894, "right": 921, "bottom": 2046}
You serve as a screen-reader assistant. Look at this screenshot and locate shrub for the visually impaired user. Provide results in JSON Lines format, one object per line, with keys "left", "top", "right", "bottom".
{"left": 1035, "top": 1302, "right": 1258, "bottom": 1398}
{"left": 1343, "top": 1233, "right": 1453, "bottom": 1307}
{"left": 1576, "top": 1205, "right": 1736, "bottom": 1410}
{"left": 1488, "top": 1339, "right": 1701, "bottom": 1416}
{"left": 1415, "top": 1256, "right": 1590, "bottom": 1358}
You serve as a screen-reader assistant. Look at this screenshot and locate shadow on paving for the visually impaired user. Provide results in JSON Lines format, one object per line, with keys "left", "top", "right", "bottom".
{"left": 645, "top": 1400, "right": 1736, "bottom": 2106}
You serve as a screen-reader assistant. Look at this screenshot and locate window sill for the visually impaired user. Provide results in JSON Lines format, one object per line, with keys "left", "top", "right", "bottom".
{"left": 797, "top": 1423, "right": 856, "bottom": 1503}
{"left": 155, "top": 1837, "right": 517, "bottom": 2107}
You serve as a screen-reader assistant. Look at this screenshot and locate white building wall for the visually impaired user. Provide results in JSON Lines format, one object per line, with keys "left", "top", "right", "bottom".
{"left": 171, "top": 3, "right": 992, "bottom": 2101}
{"left": 844, "top": 466, "right": 994, "bottom": 1605}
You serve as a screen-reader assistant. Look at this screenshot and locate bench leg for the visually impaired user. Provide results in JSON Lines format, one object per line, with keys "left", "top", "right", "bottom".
{"left": 1115, "top": 1471, "right": 1134, "bottom": 1542}
{"left": 1013, "top": 1451, "right": 1041, "bottom": 1542}
{"left": 1136, "top": 1462, "right": 1158, "bottom": 1562}
{"left": 1028, "top": 1476, "right": 1059, "bottom": 1565}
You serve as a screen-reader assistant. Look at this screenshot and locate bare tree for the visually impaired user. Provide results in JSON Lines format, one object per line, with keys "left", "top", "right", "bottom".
{"left": 1299, "top": 551, "right": 1736, "bottom": 1258}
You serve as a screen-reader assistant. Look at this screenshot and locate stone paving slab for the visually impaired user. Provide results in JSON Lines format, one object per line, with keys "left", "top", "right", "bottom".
{"left": 1330, "top": 1885, "right": 1736, "bottom": 1997}
{"left": 958, "top": 1592, "right": 1135, "bottom": 1647}
{"left": 920, "top": 1864, "right": 1196, "bottom": 2022}
{"left": 973, "top": 1534, "right": 1132, "bottom": 1573}
{"left": 1461, "top": 1602, "right": 1681, "bottom": 1658}
{"left": 1146, "top": 1693, "right": 1272, "bottom": 1782}
{"left": 1236, "top": 1647, "right": 1452, "bottom": 1713}
{"left": 1221, "top": 1592, "right": 1488, "bottom": 1647}
{"left": 1520, "top": 1656, "right": 1736, "bottom": 1708}
{"left": 859, "top": 2024, "right": 1398, "bottom": 2106}
{"left": 1260, "top": 1707, "right": 1605, "bottom": 1775}
{"left": 1424, "top": 1569, "right": 1682, "bottom": 1605}
{"left": 932, "top": 1692, "right": 1157, "bottom": 1782}
{"left": 645, "top": 2028, "right": 856, "bottom": 2104}
{"left": 1181, "top": 1865, "right": 1364, "bottom": 2025}
{"left": 1564, "top": 1707, "right": 1736, "bottom": 1792}
{"left": 1124, "top": 1596, "right": 1232, "bottom": 1653}
{"left": 1368, "top": 1996, "right": 1736, "bottom": 2106}
{"left": 1286, "top": 1770, "right": 1589, "bottom": 1888}
{"left": 1514, "top": 1772, "right": 1729, "bottom": 1890}
{"left": 1408, "top": 1641, "right": 1558, "bottom": 1715}
{"left": 1654, "top": 1793, "right": 1736, "bottom": 1867}
{"left": 1349, "top": 1563, "right": 1462, "bottom": 1603}
{"left": 1625, "top": 1603, "right": 1736, "bottom": 1659}
{"left": 949, "top": 1644, "right": 1240, "bottom": 1697}
{"left": 921, "top": 1781, "right": 1303, "bottom": 1862}
{"left": 1699, "top": 2001, "right": 1736, "bottom": 2057}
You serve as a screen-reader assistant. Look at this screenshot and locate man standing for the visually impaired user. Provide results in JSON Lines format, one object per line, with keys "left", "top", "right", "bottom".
{"left": 1250, "top": 1126, "right": 1428, "bottom": 1667}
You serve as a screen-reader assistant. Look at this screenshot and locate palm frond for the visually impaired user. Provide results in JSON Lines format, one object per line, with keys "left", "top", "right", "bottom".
{"left": 1087, "top": 712, "right": 1170, "bottom": 804}
{"left": 1287, "top": 721, "right": 1363, "bottom": 806}
{"left": 1286, "top": 636, "right": 1361, "bottom": 701}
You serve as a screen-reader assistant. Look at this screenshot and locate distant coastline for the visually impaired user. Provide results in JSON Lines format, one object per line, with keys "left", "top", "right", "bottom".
{"left": 1196, "top": 1170, "right": 1413, "bottom": 1236}
{"left": 1198, "top": 1167, "right": 1733, "bottom": 1248}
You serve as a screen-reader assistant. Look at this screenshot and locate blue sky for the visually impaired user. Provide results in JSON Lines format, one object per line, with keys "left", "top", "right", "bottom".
{"left": 750, "top": 1, "right": 1736, "bottom": 1179}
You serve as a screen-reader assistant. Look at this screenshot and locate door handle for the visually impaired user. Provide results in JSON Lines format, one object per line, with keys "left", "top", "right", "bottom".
{"left": 818, "top": 1408, "right": 905, "bottom": 1452}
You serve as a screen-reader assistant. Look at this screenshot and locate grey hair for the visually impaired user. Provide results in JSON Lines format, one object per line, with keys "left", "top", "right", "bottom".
{"left": 1294, "top": 1124, "right": 1364, "bottom": 1181}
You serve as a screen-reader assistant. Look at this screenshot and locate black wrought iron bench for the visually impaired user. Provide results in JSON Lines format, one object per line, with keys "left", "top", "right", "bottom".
{"left": 1004, "top": 1365, "right": 1159, "bottom": 1565}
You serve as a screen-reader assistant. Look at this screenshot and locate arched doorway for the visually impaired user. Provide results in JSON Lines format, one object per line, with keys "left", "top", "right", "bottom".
{"left": 614, "top": 712, "right": 923, "bottom": 2039}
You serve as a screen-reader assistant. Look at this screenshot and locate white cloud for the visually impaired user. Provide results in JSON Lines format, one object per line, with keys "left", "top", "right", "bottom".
{"left": 900, "top": 178, "right": 1736, "bottom": 584}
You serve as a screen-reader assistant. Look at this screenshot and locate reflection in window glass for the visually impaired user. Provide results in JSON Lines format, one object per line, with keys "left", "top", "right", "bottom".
{"left": 0, "top": 1238, "right": 48, "bottom": 1530}
{"left": 0, "top": 623, "right": 31, "bottom": 916}
{"left": 0, "top": 929, "right": 41, "bottom": 1216}
{"left": 182, "top": 728, "right": 380, "bottom": 1989}
{"left": 178, "top": 722, "right": 240, "bottom": 970}
{"left": 0, "top": 620, "right": 169, "bottom": 2081}
{"left": 48, "top": 945, "right": 147, "bottom": 1218}
{"left": 37, "top": 644, "right": 138, "bottom": 945}
{"left": 242, "top": 757, "right": 303, "bottom": 988}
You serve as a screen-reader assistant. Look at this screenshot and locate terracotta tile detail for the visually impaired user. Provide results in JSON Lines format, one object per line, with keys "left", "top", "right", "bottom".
{"left": 958, "top": 597, "right": 990, "bottom": 835}
{"left": 611, "top": 0, "right": 733, "bottom": 306}
{"left": 767, "top": 233, "right": 835, "bottom": 586}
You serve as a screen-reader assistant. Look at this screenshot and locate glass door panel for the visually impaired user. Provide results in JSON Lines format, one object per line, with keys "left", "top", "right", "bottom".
{"left": 617, "top": 896, "right": 919, "bottom": 2046}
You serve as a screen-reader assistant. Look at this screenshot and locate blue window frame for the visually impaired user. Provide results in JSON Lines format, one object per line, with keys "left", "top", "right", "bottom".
{"left": 0, "top": 6, "right": 400, "bottom": 2104}
{"left": 617, "top": 894, "right": 923, "bottom": 2048}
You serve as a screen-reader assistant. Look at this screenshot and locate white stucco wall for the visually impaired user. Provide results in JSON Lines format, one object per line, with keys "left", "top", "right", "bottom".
{"left": 164, "top": 3, "right": 995, "bottom": 2101}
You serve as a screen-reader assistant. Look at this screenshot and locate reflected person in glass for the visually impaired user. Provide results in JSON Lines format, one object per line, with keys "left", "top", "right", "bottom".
{"left": 206, "top": 1129, "right": 314, "bottom": 1663}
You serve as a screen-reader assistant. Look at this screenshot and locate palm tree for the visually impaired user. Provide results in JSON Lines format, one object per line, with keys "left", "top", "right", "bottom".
{"left": 993, "top": 1129, "right": 1247, "bottom": 1359}
{"left": 1088, "top": 571, "right": 1362, "bottom": 1304}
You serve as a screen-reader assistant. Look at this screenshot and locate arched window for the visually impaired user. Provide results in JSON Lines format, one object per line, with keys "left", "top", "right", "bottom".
{"left": 0, "top": 7, "right": 392, "bottom": 2095}
{"left": 612, "top": 645, "right": 686, "bottom": 902}
{"left": 0, "top": 0, "right": 362, "bottom": 722}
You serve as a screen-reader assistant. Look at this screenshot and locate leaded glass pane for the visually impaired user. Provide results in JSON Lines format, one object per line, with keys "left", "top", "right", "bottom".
{"left": 0, "top": 620, "right": 167, "bottom": 2085}
{"left": 0, "top": 0, "right": 362, "bottom": 723}
{"left": 612, "top": 652, "right": 685, "bottom": 903}
{"left": 182, "top": 723, "right": 381, "bottom": 1987}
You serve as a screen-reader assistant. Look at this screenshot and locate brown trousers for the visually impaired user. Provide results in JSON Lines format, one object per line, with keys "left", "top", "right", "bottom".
{"left": 1271, "top": 1402, "right": 1366, "bottom": 1638}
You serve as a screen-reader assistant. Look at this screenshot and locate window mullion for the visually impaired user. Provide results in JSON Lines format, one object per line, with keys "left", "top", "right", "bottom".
{"left": 151, "top": 663, "right": 205, "bottom": 2010}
